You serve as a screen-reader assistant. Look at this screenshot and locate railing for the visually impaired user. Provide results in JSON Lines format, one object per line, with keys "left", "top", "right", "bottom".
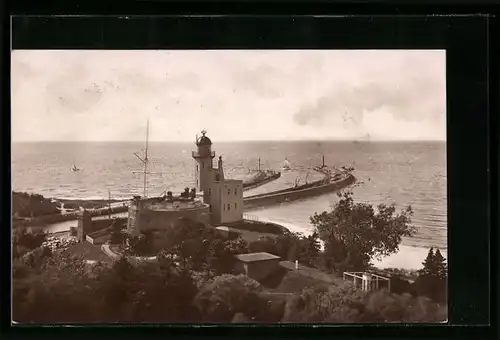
{"left": 192, "top": 151, "right": 216, "bottom": 158}
{"left": 243, "top": 214, "right": 260, "bottom": 222}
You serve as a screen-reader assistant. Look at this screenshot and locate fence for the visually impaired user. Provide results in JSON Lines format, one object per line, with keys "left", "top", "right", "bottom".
{"left": 243, "top": 214, "right": 260, "bottom": 222}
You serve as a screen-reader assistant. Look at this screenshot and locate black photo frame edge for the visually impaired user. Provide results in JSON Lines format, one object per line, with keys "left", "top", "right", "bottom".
{"left": 2, "top": 11, "right": 496, "bottom": 339}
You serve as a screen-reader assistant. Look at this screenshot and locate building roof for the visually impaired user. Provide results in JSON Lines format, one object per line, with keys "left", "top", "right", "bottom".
{"left": 234, "top": 252, "right": 281, "bottom": 263}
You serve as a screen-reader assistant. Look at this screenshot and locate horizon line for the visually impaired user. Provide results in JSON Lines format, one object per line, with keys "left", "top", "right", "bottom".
{"left": 12, "top": 139, "right": 446, "bottom": 143}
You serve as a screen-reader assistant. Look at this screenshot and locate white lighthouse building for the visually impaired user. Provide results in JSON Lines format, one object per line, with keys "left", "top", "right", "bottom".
{"left": 192, "top": 130, "right": 243, "bottom": 225}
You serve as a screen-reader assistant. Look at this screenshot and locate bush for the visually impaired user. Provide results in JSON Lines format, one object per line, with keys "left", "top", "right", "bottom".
{"left": 364, "top": 290, "right": 447, "bottom": 323}
{"left": 12, "top": 192, "right": 60, "bottom": 218}
{"left": 13, "top": 228, "right": 47, "bottom": 258}
{"left": 194, "top": 274, "right": 267, "bottom": 322}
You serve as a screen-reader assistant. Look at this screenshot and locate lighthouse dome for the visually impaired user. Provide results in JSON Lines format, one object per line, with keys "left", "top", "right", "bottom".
{"left": 196, "top": 130, "right": 212, "bottom": 146}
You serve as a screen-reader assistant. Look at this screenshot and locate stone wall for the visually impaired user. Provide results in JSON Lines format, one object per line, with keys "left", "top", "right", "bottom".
{"left": 131, "top": 205, "right": 211, "bottom": 233}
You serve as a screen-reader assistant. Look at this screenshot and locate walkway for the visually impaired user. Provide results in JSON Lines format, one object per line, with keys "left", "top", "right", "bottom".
{"left": 243, "top": 169, "right": 325, "bottom": 197}
{"left": 101, "top": 244, "right": 120, "bottom": 260}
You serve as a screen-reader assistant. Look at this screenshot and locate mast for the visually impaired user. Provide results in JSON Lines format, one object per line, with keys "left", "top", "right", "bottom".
{"left": 144, "top": 118, "right": 149, "bottom": 198}
{"left": 258, "top": 158, "right": 261, "bottom": 172}
{"left": 133, "top": 118, "right": 162, "bottom": 198}
{"left": 108, "top": 190, "right": 112, "bottom": 219}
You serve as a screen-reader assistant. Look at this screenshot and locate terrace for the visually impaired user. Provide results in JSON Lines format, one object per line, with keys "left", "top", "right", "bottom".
{"left": 144, "top": 199, "right": 208, "bottom": 211}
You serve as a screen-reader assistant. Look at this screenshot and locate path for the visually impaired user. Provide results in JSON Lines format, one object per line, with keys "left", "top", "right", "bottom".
{"left": 243, "top": 169, "right": 324, "bottom": 197}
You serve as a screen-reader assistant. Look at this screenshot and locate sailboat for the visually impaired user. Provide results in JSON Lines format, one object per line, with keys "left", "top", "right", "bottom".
{"left": 282, "top": 158, "right": 291, "bottom": 171}
{"left": 71, "top": 160, "right": 81, "bottom": 172}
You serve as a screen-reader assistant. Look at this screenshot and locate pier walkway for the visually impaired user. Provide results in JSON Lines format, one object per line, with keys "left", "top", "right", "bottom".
{"left": 243, "top": 169, "right": 324, "bottom": 197}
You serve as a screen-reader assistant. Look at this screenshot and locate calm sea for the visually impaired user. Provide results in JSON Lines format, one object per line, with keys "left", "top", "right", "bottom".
{"left": 11, "top": 141, "right": 447, "bottom": 252}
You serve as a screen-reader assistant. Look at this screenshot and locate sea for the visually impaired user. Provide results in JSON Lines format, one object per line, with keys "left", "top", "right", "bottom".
{"left": 11, "top": 141, "right": 447, "bottom": 270}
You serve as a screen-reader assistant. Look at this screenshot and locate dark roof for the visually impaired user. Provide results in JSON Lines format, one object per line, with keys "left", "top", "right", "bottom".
{"left": 197, "top": 131, "right": 212, "bottom": 146}
{"left": 234, "top": 252, "right": 281, "bottom": 263}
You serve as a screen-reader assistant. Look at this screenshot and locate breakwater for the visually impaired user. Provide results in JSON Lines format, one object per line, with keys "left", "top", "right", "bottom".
{"left": 243, "top": 173, "right": 356, "bottom": 211}
{"left": 14, "top": 169, "right": 353, "bottom": 228}
{"left": 13, "top": 205, "right": 129, "bottom": 228}
{"left": 243, "top": 171, "right": 281, "bottom": 191}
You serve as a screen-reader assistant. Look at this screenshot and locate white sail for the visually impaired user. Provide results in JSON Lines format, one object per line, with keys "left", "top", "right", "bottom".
{"left": 283, "top": 158, "right": 291, "bottom": 170}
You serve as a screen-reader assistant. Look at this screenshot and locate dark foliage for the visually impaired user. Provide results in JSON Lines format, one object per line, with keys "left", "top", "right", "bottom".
{"left": 13, "top": 254, "right": 200, "bottom": 323}
{"left": 13, "top": 228, "right": 47, "bottom": 259}
{"left": 248, "top": 231, "right": 320, "bottom": 267}
{"left": 12, "top": 191, "right": 60, "bottom": 218}
{"left": 310, "top": 191, "right": 416, "bottom": 272}
{"left": 414, "top": 248, "right": 447, "bottom": 303}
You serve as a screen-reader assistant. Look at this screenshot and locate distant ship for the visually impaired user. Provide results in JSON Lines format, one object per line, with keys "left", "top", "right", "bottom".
{"left": 282, "top": 158, "right": 291, "bottom": 171}
{"left": 71, "top": 161, "right": 81, "bottom": 172}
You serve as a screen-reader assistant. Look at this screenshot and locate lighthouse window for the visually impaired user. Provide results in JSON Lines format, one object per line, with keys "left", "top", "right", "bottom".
{"left": 227, "top": 204, "right": 230, "bottom": 211}
{"left": 227, "top": 189, "right": 231, "bottom": 195}
{"left": 234, "top": 188, "right": 237, "bottom": 195}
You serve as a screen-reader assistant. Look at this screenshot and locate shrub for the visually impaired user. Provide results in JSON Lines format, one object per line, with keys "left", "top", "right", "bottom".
{"left": 195, "top": 274, "right": 266, "bottom": 322}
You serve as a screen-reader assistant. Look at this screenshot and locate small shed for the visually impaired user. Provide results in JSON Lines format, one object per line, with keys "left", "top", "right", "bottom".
{"left": 234, "top": 252, "right": 281, "bottom": 282}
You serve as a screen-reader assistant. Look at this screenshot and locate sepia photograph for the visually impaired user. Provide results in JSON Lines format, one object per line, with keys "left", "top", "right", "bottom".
{"left": 11, "top": 49, "right": 447, "bottom": 324}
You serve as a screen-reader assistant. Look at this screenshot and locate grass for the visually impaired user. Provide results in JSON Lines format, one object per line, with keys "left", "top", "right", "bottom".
{"left": 261, "top": 269, "right": 333, "bottom": 294}
{"left": 63, "top": 242, "right": 112, "bottom": 263}
{"left": 225, "top": 220, "right": 287, "bottom": 235}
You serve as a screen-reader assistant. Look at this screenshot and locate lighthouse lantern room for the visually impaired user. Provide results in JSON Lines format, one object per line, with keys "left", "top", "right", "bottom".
{"left": 192, "top": 130, "right": 216, "bottom": 193}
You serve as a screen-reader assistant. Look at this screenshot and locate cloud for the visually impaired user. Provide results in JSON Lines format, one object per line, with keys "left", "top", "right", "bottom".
{"left": 11, "top": 50, "right": 446, "bottom": 142}
{"left": 292, "top": 62, "right": 445, "bottom": 140}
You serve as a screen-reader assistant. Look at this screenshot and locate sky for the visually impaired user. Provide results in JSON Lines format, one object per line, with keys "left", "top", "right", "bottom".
{"left": 11, "top": 50, "right": 446, "bottom": 142}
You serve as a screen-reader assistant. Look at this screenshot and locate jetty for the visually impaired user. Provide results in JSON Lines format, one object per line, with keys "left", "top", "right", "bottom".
{"left": 243, "top": 169, "right": 355, "bottom": 211}
{"left": 243, "top": 170, "right": 281, "bottom": 191}
{"left": 242, "top": 158, "right": 281, "bottom": 191}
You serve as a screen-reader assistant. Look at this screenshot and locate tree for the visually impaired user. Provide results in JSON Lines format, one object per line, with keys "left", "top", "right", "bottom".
{"left": 282, "top": 284, "right": 367, "bottom": 323}
{"left": 208, "top": 236, "right": 248, "bottom": 275}
{"left": 13, "top": 228, "right": 47, "bottom": 259}
{"left": 109, "top": 220, "right": 125, "bottom": 245}
{"left": 194, "top": 274, "right": 266, "bottom": 322}
{"left": 419, "top": 248, "right": 436, "bottom": 276}
{"left": 433, "top": 249, "right": 447, "bottom": 281}
{"left": 364, "top": 290, "right": 447, "bottom": 323}
{"left": 158, "top": 218, "right": 248, "bottom": 273}
{"left": 415, "top": 248, "right": 447, "bottom": 303}
{"left": 294, "top": 232, "right": 321, "bottom": 267}
{"left": 310, "top": 191, "right": 416, "bottom": 272}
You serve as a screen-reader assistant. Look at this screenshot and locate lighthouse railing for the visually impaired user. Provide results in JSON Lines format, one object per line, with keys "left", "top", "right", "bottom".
{"left": 192, "top": 151, "right": 216, "bottom": 158}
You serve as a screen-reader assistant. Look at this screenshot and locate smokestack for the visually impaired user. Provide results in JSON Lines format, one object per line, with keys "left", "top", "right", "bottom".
{"left": 322, "top": 155, "right": 325, "bottom": 167}
{"left": 218, "top": 156, "right": 224, "bottom": 180}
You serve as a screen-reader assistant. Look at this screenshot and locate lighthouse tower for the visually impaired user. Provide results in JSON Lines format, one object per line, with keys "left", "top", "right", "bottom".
{"left": 192, "top": 130, "right": 215, "bottom": 193}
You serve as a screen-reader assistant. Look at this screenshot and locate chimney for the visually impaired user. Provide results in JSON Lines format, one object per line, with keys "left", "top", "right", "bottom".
{"left": 218, "top": 156, "right": 224, "bottom": 180}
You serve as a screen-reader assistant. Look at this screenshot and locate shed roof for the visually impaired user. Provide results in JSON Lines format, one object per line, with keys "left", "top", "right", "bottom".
{"left": 234, "top": 252, "right": 281, "bottom": 263}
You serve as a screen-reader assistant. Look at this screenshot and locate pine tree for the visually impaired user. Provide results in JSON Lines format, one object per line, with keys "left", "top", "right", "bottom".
{"left": 419, "top": 248, "right": 435, "bottom": 277}
{"left": 433, "top": 249, "right": 447, "bottom": 281}
{"left": 415, "top": 247, "right": 447, "bottom": 303}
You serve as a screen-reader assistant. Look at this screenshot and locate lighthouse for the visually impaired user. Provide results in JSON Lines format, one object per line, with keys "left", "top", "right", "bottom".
{"left": 192, "top": 130, "right": 215, "bottom": 193}
{"left": 191, "top": 130, "right": 244, "bottom": 225}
